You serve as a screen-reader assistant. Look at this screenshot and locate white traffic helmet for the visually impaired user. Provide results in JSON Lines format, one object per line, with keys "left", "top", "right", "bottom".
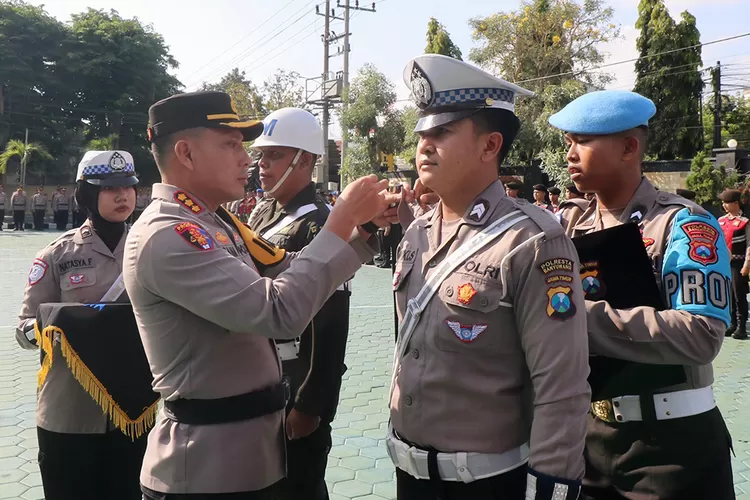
{"left": 252, "top": 107, "right": 325, "bottom": 155}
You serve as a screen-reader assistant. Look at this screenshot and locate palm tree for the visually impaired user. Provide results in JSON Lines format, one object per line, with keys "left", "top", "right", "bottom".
{"left": 0, "top": 139, "right": 54, "bottom": 186}
{"left": 84, "top": 134, "right": 119, "bottom": 151}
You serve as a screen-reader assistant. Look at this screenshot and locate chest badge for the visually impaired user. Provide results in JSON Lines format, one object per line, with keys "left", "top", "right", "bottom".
{"left": 642, "top": 237, "right": 655, "bottom": 249}
{"left": 457, "top": 283, "right": 477, "bottom": 304}
{"left": 69, "top": 273, "right": 86, "bottom": 285}
{"left": 446, "top": 320, "right": 487, "bottom": 343}
{"left": 215, "top": 231, "right": 230, "bottom": 245}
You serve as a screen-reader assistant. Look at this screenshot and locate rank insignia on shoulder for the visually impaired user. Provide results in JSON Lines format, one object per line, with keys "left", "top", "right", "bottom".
{"left": 174, "top": 191, "right": 204, "bottom": 215}
{"left": 682, "top": 222, "right": 719, "bottom": 265}
{"left": 174, "top": 222, "right": 214, "bottom": 251}
{"left": 446, "top": 320, "right": 487, "bottom": 343}
{"left": 457, "top": 283, "right": 477, "bottom": 304}
{"left": 215, "top": 231, "right": 230, "bottom": 245}
{"left": 468, "top": 200, "right": 489, "bottom": 222}
{"left": 28, "top": 259, "right": 48, "bottom": 286}
{"left": 546, "top": 285, "right": 576, "bottom": 320}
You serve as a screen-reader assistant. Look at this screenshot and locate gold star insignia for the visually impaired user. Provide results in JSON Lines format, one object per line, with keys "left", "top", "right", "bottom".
{"left": 176, "top": 193, "right": 187, "bottom": 201}
{"left": 192, "top": 206, "right": 201, "bottom": 212}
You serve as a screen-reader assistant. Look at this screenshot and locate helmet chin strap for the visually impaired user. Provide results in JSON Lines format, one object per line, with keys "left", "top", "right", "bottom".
{"left": 266, "top": 149, "right": 303, "bottom": 196}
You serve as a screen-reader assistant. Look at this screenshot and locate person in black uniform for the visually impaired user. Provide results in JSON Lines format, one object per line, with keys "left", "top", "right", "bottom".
{"left": 249, "top": 106, "right": 350, "bottom": 500}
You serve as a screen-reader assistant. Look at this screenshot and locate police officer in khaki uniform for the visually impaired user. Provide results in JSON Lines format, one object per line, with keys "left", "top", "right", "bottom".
{"left": 124, "top": 91, "right": 394, "bottom": 499}
{"left": 32, "top": 186, "right": 48, "bottom": 230}
{"left": 0, "top": 185, "right": 6, "bottom": 230}
{"left": 250, "top": 107, "right": 350, "bottom": 500}
{"left": 557, "top": 184, "right": 590, "bottom": 231}
{"left": 17, "top": 150, "right": 146, "bottom": 499}
{"left": 389, "top": 54, "right": 590, "bottom": 500}
{"left": 52, "top": 187, "right": 70, "bottom": 230}
{"left": 718, "top": 188, "right": 750, "bottom": 339}
{"left": 11, "top": 185, "right": 27, "bottom": 230}
{"left": 549, "top": 90, "right": 735, "bottom": 499}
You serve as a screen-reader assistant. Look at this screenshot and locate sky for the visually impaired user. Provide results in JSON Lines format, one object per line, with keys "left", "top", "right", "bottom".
{"left": 29, "top": 0, "right": 750, "bottom": 137}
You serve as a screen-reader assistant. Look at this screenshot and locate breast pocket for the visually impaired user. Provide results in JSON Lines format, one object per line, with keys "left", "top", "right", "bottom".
{"left": 435, "top": 273, "right": 518, "bottom": 355}
{"left": 60, "top": 269, "right": 97, "bottom": 295}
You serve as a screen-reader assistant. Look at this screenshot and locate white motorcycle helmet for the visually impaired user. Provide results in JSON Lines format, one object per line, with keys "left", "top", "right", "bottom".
{"left": 252, "top": 108, "right": 325, "bottom": 195}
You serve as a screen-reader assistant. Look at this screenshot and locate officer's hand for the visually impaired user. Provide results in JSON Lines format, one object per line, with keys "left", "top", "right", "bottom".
{"left": 286, "top": 408, "right": 320, "bottom": 440}
{"left": 742, "top": 265, "right": 749, "bottom": 277}
{"left": 327, "top": 175, "right": 391, "bottom": 240}
{"left": 403, "top": 178, "right": 439, "bottom": 211}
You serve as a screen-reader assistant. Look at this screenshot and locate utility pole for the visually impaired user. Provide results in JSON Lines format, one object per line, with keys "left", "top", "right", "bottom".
{"left": 319, "top": 0, "right": 331, "bottom": 187}
{"left": 712, "top": 61, "right": 722, "bottom": 151}
{"left": 21, "top": 128, "right": 28, "bottom": 188}
{"left": 338, "top": 0, "right": 375, "bottom": 181}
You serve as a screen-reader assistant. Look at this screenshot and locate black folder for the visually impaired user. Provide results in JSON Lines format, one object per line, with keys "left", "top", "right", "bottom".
{"left": 572, "top": 222, "right": 686, "bottom": 400}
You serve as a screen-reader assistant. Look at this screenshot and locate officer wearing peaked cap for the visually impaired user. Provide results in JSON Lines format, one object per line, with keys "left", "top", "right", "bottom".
{"left": 550, "top": 90, "right": 735, "bottom": 499}
{"left": 124, "top": 90, "right": 395, "bottom": 499}
{"left": 389, "top": 54, "right": 590, "bottom": 500}
{"left": 17, "top": 150, "right": 147, "bottom": 500}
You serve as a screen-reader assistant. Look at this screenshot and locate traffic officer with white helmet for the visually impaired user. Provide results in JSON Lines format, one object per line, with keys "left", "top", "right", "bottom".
{"left": 389, "top": 54, "right": 590, "bottom": 500}
{"left": 549, "top": 90, "right": 734, "bottom": 499}
{"left": 17, "top": 150, "right": 149, "bottom": 500}
{"left": 249, "top": 107, "right": 350, "bottom": 500}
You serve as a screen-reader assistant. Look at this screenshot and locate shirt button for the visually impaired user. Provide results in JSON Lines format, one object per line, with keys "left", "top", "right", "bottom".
{"left": 446, "top": 287, "right": 454, "bottom": 297}
{"left": 479, "top": 297, "right": 488, "bottom": 307}
{"left": 412, "top": 349, "right": 419, "bottom": 359}
{"left": 404, "top": 396, "right": 413, "bottom": 406}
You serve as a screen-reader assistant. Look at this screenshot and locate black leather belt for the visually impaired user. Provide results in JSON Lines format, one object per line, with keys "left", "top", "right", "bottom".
{"left": 163, "top": 379, "right": 290, "bottom": 425}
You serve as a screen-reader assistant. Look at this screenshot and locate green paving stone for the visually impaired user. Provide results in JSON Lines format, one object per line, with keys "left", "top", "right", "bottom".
{"left": 0, "top": 437, "right": 21, "bottom": 448}
{"left": 332, "top": 427, "right": 365, "bottom": 438}
{"left": 0, "top": 482, "right": 27, "bottom": 499}
{"left": 329, "top": 445, "right": 360, "bottom": 459}
{"left": 356, "top": 467, "right": 395, "bottom": 485}
{"left": 17, "top": 448, "right": 36, "bottom": 461}
{"left": 332, "top": 479, "right": 373, "bottom": 497}
{"left": 20, "top": 471, "right": 41, "bottom": 487}
{"left": 325, "top": 466, "right": 356, "bottom": 482}
{"left": 340, "top": 455, "right": 376, "bottom": 470}
{"left": 375, "top": 458, "right": 393, "bottom": 470}
{"left": 345, "top": 436, "right": 378, "bottom": 448}
{"left": 0, "top": 469, "right": 26, "bottom": 485}
{"left": 373, "top": 480, "right": 397, "bottom": 499}
{"left": 328, "top": 494, "right": 349, "bottom": 500}
{"left": 16, "top": 429, "right": 35, "bottom": 441}
{"left": 18, "top": 462, "right": 38, "bottom": 474}
{"left": 0, "top": 457, "right": 25, "bottom": 471}
{"left": 360, "top": 445, "right": 390, "bottom": 460}
{"left": 348, "top": 496, "right": 386, "bottom": 500}
{"left": 20, "top": 485, "right": 43, "bottom": 500}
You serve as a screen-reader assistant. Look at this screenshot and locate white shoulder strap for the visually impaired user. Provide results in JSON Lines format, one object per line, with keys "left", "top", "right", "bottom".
{"left": 100, "top": 273, "right": 125, "bottom": 302}
{"left": 260, "top": 203, "right": 319, "bottom": 239}
{"left": 390, "top": 210, "right": 530, "bottom": 400}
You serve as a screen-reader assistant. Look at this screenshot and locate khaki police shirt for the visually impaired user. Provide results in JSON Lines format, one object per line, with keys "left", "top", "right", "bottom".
{"left": 32, "top": 193, "right": 47, "bottom": 210}
{"left": 17, "top": 220, "right": 128, "bottom": 433}
{"left": 11, "top": 191, "right": 27, "bottom": 211}
{"left": 569, "top": 177, "right": 730, "bottom": 393}
{"left": 53, "top": 194, "right": 70, "bottom": 212}
{"left": 558, "top": 198, "right": 590, "bottom": 232}
{"left": 391, "top": 180, "right": 590, "bottom": 481}
{"left": 124, "top": 183, "right": 374, "bottom": 494}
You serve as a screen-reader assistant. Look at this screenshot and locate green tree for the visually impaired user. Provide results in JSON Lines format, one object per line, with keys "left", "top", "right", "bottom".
{"left": 85, "top": 134, "right": 119, "bottom": 151}
{"left": 686, "top": 151, "right": 738, "bottom": 206}
{"left": 262, "top": 69, "right": 304, "bottom": 113}
{"left": 0, "top": 139, "right": 54, "bottom": 184}
{"left": 425, "top": 18, "right": 463, "bottom": 60}
{"left": 339, "top": 64, "right": 404, "bottom": 182}
{"left": 634, "top": 0, "right": 703, "bottom": 160}
{"left": 202, "top": 68, "right": 266, "bottom": 119}
{"left": 398, "top": 106, "right": 420, "bottom": 166}
{"left": 469, "top": 0, "right": 619, "bottom": 165}
{"left": 703, "top": 93, "right": 750, "bottom": 150}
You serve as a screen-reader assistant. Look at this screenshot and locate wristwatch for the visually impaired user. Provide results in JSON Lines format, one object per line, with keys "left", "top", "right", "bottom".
{"left": 360, "top": 221, "right": 379, "bottom": 234}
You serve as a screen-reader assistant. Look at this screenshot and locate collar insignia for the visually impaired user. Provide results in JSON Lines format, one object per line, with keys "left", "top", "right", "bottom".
{"left": 174, "top": 191, "right": 204, "bottom": 214}
{"left": 468, "top": 200, "right": 489, "bottom": 222}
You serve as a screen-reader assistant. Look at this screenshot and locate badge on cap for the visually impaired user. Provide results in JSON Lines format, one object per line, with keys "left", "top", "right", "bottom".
{"left": 446, "top": 320, "right": 488, "bottom": 343}
{"left": 409, "top": 61, "right": 434, "bottom": 110}
{"left": 109, "top": 152, "right": 127, "bottom": 171}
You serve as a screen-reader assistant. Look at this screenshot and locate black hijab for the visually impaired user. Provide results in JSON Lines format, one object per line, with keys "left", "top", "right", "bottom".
{"left": 75, "top": 181, "right": 130, "bottom": 253}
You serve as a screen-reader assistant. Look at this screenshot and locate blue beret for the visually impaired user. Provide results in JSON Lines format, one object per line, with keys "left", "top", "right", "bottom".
{"left": 548, "top": 90, "right": 656, "bottom": 135}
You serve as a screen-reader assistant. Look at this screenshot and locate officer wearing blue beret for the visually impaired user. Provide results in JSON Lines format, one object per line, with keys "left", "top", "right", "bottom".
{"left": 389, "top": 54, "right": 590, "bottom": 500}
{"left": 550, "top": 90, "right": 735, "bottom": 499}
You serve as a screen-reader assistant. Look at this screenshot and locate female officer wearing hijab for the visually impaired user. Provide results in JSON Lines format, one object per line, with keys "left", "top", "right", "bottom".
{"left": 16, "top": 150, "right": 146, "bottom": 500}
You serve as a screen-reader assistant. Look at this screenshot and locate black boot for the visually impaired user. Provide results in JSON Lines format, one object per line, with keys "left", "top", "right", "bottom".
{"left": 726, "top": 324, "right": 737, "bottom": 337}
{"left": 733, "top": 320, "right": 747, "bottom": 340}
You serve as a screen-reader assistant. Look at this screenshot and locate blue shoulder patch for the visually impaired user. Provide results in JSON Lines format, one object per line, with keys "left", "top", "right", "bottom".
{"left": 661, "top": 208, "right": 731, "bottom": 326}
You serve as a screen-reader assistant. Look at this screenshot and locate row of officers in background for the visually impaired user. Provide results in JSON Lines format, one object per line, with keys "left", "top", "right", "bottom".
{"left": 0, "top": 184, "right": 152, "bottom": 230}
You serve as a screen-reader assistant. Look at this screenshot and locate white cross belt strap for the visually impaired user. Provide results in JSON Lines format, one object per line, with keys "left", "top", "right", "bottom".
{"left": 389, "top": 210, "right": 530, "bottom": 400}
{"left": 260, "top": 203, "right": 319, "bottom": 240}
{"left": 100, "top": 273, "right": 126, "bottom": 302}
